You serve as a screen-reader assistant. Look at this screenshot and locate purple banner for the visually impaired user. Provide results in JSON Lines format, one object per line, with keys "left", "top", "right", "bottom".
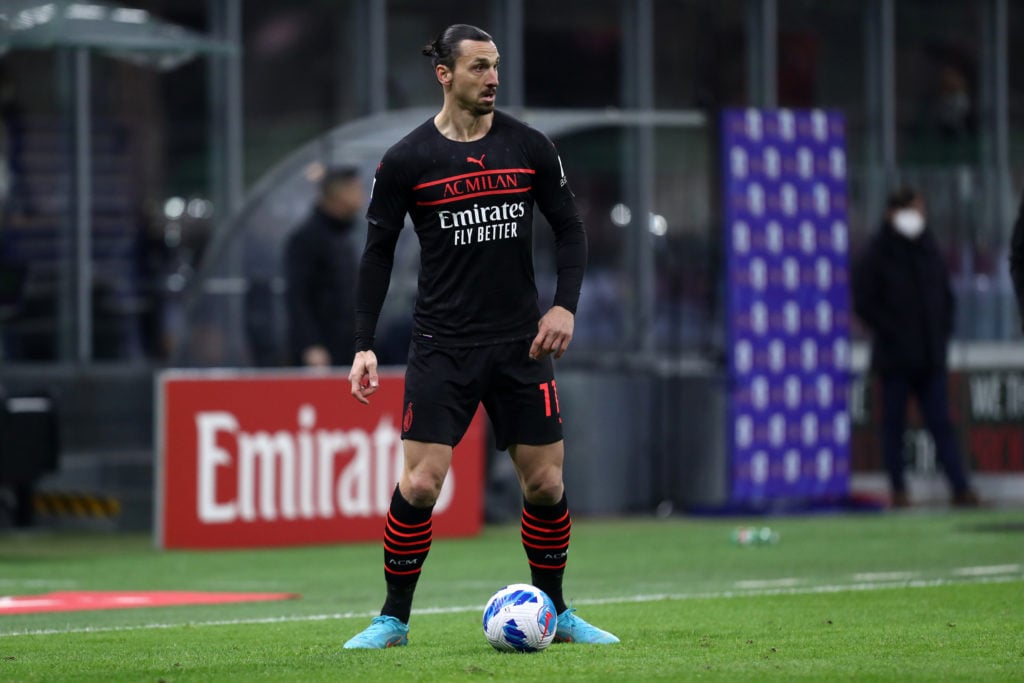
{"left": 721, "top": 108, "right": 852, "bottom": 505}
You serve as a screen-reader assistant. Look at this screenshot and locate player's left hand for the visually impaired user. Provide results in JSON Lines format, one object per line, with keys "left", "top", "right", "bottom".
{"left": 530, "top": 306, "right": 574, "bottom": 360}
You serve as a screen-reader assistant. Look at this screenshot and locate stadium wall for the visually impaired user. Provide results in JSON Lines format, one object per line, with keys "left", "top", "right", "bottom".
{"left": 2, "top": 342, "right": 1023, "bottom": 534}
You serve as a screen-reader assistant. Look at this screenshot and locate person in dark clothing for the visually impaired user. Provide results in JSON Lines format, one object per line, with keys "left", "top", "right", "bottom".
{"left": 852, "top": 187, "right": 979, "bottom": 508}
{"left": 1010, "top": 190, "right": 1024, "bottom": 330}
{"left": 343, "top": 23, "right": 617, "bottom": 649}
{"left": 284, "top": 167, "right": 365, "bottom": 368}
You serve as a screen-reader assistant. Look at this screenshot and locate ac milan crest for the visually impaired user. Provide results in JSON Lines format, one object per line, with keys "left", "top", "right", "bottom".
{"left": 403, "top": 401, "right": 414, "bottom": 432}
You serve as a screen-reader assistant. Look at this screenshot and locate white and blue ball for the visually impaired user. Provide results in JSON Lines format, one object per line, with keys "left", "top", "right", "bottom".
{"left": 482, "top": 583, "right": 558, "bottom": 652}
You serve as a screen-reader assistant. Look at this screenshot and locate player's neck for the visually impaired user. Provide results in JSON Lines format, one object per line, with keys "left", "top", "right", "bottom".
{"left": 434, "top": 105, "right": 493, "bottom": 142}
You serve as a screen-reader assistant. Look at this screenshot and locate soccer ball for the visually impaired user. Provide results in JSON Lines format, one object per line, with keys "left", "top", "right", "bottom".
{"left": 482, "top": 583, "right": 558, "bottom": 652}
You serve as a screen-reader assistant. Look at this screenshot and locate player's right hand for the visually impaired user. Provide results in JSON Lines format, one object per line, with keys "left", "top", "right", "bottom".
{"left": 349, "top": 350, "right": 380, "bottom": 404}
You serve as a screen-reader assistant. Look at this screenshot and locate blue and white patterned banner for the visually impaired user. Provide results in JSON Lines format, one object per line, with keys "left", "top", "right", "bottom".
{"left": 721, "top": 108, "right": 851, "bottom": 505}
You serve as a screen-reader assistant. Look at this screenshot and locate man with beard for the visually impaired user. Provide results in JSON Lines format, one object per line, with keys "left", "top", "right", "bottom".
{"left": 343, "top": 24, "right": 618, "bottom": 649}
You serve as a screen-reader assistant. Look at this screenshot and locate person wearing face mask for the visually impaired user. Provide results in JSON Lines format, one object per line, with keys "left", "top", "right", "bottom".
{"left": 852, "top": 187, "right": 980, "bottom": 508}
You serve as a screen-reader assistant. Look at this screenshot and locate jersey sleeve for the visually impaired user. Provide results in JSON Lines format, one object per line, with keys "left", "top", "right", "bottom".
{"left": 354, "top": 223, "right": 401, "bottom": 352}
{"left": 365, "top": 145, "right": 413, "bottom": 231}
{"left": 528, "top": 131, "right": 577, "bottom": 216}
{"left": 353, "top": 145, "right": 412, "bottom": 351}
{"left": 528, "top": 130, "right": 587, "bottom": 314}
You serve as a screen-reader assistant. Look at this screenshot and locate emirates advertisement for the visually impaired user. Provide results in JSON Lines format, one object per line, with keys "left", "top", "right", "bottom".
{"left": 156, "top": 370, "right": 486, "bottom": 549}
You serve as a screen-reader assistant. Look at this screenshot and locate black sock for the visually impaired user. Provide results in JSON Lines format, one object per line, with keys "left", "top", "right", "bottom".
{"left": 521, "top": 493, "right": 570, "bottom": 614}
{"left": 380, "top": 485, "right": 433, "bottom": 623}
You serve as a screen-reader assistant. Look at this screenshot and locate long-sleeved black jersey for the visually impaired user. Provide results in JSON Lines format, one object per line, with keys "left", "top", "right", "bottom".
{"left": 355, "top": 110, "right": 586, "bottom": 350}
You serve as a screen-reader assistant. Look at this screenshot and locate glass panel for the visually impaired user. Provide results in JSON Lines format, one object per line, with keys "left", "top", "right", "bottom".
{"left": 1, "top": 49, "right": 173, "bottom": 361}
{"left": 523, "top": 0, "right": 621, "bottom": 108}
{"left": 777, "top": 0, "right": 867, "bottom": 164}
{"left": 535, "top": 126, "right": 627, "bottom": 352}
{"left": 1009, "top": 2, "right": 1024, "bottom": 176}
{"left": 87, "top": 56, "right": 156, "bottom": 360}
{"left": 651, "top": 126, "right": 717, "bottom": 353}
{"left": 243, "top": 2, "right": 354, "bottom": 184}
{"left": 0, "top": 1, "right": 226, "bottom": 362}
{"left": 653, "top": 0, "right": 746, "bottom": 110}
{"left": 894, "top": 0, "right": 981, "bottom": 165}
{"left": 534, "top": 121, "right": 713, "bottom": 356}
{"left": 0, "top": 51, "right": 60, "bottom": 360}
{"left": 864, "top": 0, "right": 1011, "bottom": 341}
{"left": 101, "top": 3, "right": 215, "bottom": 362}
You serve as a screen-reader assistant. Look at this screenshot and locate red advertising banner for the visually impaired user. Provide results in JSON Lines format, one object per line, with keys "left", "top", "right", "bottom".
{"left": 156, "top": 370, "right": 486, "bottom": 549}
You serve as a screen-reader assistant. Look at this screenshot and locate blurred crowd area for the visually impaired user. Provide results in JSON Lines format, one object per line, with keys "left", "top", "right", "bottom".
{"left": 1, "top": 0, "right": 1024, "bottom": 367}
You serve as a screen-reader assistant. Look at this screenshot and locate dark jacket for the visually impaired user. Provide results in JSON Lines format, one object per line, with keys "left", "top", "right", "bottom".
{"left": 1010, "top": 191, "right": 1024, "bottom": 332}
{"left": 284, "top": 207, "right": 359, "bottom": 366}
{"left": 852, "top": 221, "right": 955, "bottom": 375}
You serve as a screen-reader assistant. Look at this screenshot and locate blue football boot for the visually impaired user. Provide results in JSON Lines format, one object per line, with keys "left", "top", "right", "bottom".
{"left": 554, "top": 608, "right": 620, "bottom": 644}
{"left": 343, "top": 615, "right": 409, "bottom": 649}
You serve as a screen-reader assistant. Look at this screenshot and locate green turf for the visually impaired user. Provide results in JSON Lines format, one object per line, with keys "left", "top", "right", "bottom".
{"left": 1, "top": 509, "right": 1023, "bottom": 681}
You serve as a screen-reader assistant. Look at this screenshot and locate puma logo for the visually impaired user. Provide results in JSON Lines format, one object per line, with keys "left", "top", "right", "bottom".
{"left": 466, "top": 154, "right": 486, "bottom": 169}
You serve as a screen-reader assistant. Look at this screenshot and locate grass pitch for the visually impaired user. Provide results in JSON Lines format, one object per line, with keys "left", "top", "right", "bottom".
{"left": 1, "top": 509, "right": 1022, "bottom": 681}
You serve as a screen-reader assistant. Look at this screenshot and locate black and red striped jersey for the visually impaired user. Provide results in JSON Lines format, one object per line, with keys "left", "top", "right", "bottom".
{"left": 365, "top": 109, "right": 584, "bottom": 346}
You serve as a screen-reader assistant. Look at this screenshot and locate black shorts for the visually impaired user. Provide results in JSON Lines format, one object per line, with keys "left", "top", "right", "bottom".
{"left": 401, "top": 337, "right": 564, "bottom": 451}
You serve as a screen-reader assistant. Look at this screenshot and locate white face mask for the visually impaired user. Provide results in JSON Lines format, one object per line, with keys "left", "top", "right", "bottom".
{"left": 892, "top": 208, "right": 925, "bottom": 239}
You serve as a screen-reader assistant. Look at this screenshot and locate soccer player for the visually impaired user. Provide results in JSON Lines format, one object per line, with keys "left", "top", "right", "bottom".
{"left": 343, "top": 24, "right": 618, "bottom": 648}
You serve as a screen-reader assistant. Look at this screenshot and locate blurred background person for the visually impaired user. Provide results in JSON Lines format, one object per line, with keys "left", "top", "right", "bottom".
{"left": 284, "top": 166, "right": 364, "bottom": 368}
{"left": 1010, "top": 189, "right": 1024, "bottom": 331}
{"left": 852, "top": 187, "right": 979, "bottom": 509}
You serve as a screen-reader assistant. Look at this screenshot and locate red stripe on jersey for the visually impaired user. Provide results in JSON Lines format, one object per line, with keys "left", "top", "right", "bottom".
{"left": 412, "top": 168, "right": 536, "bottom": 191}
{"left": 416, "top": 187, "right": 530, "bottom": 206}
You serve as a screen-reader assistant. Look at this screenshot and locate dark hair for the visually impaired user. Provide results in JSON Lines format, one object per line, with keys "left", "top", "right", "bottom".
{"left": 421, "top": 24, "right": 493, "bottom": 69}
{"left": 886, "top": 186, "right": 921, "bottom": 211}
{"left": 319, "top": 166, "right": 359, "bottom": 196}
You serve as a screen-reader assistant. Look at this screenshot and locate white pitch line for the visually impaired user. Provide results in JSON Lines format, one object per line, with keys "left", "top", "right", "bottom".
{"left": 852, "top": 571, "right": 918, "bottom": 582}
{"left": 1, "top": 572, "right": 1021, "bottom": 639}
{"left": 951, "top": 564, "right": 1021, "bottom": 576}
{"left": 733, "top": 578, "right": 803, "bottom": 589}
